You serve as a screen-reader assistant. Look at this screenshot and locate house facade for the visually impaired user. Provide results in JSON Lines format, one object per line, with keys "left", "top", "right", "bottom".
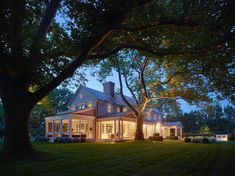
{"left": 45, "top": 82, "right": 183, "bottom": 141}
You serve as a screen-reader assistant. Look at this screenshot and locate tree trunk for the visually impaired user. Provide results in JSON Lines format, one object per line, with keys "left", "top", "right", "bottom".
{"left": 0, "top": 79, "right": 35, "bottom": 158}
{"left": 135, "top": 115, "right": 145, "bottom": 140}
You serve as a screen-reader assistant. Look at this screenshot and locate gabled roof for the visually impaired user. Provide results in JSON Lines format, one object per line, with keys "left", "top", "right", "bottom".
{"left": 163, "top": 122, "right": 183, "bottom": 128}
{"left": 68, "top": 86, "right": 137, "bottom": 106}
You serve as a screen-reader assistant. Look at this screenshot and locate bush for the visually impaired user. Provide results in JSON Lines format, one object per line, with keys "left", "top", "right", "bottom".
{"left": 149, "top": 134, "right": 163, "bottom": 141}
{"left": 153, "top": 133, "right": 160, "bottom": 137}
{"left": 170, "top": 136, "right": 178, "bottom": 140}
{"left": 228, "top": 134, "right": 235, "bottom": 141}
{"left": 202, "top": 138, "right": 209, "bottom": 144}
{"left": 191, "top": 138, "right": 200, "bottom": 143}
{"left": 184, "top": 137, "right": 191, "bottom": 143}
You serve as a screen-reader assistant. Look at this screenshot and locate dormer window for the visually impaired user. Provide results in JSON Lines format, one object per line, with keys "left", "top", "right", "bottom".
{"left": 107, "top": 104, "right": 112, "bottom": 113}
{"left": 153, "top": 114, "right": 157, "bottom": 120}
{"left": 88, "top": 102, "right": 92, "bottom": 108}
{"left": 123, "top": 107, "right": 127, "bottom": 112}
{"left": 71, "top": 105, "right": 76, "bottom": 110}
{"left": 77, "top": 103, "right": 85, "bottom": 110}
{"left": 117, "top": 107, "right": 120, "bottom": 113}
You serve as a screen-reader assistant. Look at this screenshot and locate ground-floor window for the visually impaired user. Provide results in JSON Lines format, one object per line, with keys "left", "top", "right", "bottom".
{"left": 72, "top": 119, "right": 93, "bottom": 138}
{"left": 48, "top": 122, "right": 52, "bottom": 132}
{"left": 101, "top": 121, "right": 114, "bottom": 139}
{"left": 123, "top": 121, "right": 136, "bottom": 139}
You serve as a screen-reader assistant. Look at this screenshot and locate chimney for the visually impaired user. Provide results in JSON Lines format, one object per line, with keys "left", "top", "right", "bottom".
{"left": 103, "top": 81, "right": 115, "bottom": 97}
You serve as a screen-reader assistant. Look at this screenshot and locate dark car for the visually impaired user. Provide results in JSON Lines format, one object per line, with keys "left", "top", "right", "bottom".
{"left": 34, "top": 136, "right": 49, "bottom": 142}
{"left": 55, "top": 137, "right": 74, "bottom": 143}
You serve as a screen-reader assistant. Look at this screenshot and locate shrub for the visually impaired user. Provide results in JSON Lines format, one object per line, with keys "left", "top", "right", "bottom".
{"left": 149, "top": 134, "right": 163, "bottom": 141}
{"left": 191, "top": 138, "right": 200, "bottom": 143}
{"left": 153, "top": 133, "right": 160, "bottom": 137}
{"left": 170, "top": 136, "right": 178, "bottom": 140}
{"left": 202, "top": 138, "right": 209, "bottom": 144}
{"left": 184, "top": 137, "right": 191, "bottom": 143}
{"left": 228, "top": 134, "right": 235, "bottom": 141}
{"left": 154, "top": 136, "right": 163, "bottom": 141}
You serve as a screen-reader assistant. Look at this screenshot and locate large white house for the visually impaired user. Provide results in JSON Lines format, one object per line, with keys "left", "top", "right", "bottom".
{"left": 45, "top": 82, "right": 183, "bottom": 141}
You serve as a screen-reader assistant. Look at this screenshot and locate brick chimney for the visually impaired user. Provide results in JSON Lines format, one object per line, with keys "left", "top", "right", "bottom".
{"left": 103, "top": 81, "right": 115, "bottom": 97}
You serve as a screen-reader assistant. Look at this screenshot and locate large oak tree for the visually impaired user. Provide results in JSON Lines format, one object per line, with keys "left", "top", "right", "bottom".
{"left": 0, "top": 0, "right": 234, "bottom": 156}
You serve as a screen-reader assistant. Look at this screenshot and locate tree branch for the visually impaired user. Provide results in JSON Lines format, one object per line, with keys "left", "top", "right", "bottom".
{"left": 124, "top": 74, "right": 139, "bottom": 105}
{"left": 29, "top": 0, "right": 61, "bottom": 69}
{"left": 116, "top": 60, "right": 139, "bottom": 116}
{"left": 90, "top": 44, "right": 201, "bottom": 60}
{"left": 12, "top": 0, "right": 26, "bottom": 57}
{"left": 112, "top": 17, "right": 199, "bottom": 32}
{"left": 32, "top": 29, "right": 112, "bottom": 104}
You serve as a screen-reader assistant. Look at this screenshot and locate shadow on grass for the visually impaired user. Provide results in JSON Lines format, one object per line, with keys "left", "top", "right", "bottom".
{"left": 0, "top": 150, "right": 62, "bottom": 164}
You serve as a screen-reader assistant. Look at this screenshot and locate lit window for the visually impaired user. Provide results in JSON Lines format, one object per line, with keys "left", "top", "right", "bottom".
{"left": 77, "top": 104, "right": 85, "bottom": 110}
{"left": 123, "top": 107, "right": 127, "bottom": 112}
{"left": 79, "top": 94, "right": 83, "bottom": 99}
{"left": 117, "top": 107, "right": 120, "bottom": 112}
{"left": 153, "top": 114, "right": 157, "bottom": 119}
{"left": 88, "top": 102, "right": 92, "bottom": 108}
{"left": 107, "top": 104, "right": 112, "bottom": 113}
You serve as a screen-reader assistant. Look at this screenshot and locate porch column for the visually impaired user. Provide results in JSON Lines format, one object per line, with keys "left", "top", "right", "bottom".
{"left": 118, "top": 119, "right": 120, "bottom": 140}
{"left": 175, "top": 127, "right": 177, "bottom": 137}
{"left": 114, "top": 120, "right": 116, "bottom": 140}
{"left": 146, "top": 124, "right": 148, "bottom": 138}
{"left": 154, "top": 123, "right": 156, "bottom": 134}
{"left": 59, "top": 119, "right": 63, "bottom": 137}
{"left": 68, "top": 117, "right": 72, "bottom": 138}
{"left": 45, "top": 121, "right": 48, "bottom": 138}
{"left": 52, "top": 120, "right": 55, "bottom": 140}
{"left": 93, "top": 120, "right": 96, "bottom": 139}
{"left": 121, "top": 120, "right": 124, "bottom": 139}
{"left": 180, "top": 128, "right": 182, "bottom": 139}
{"left": 168, "top": 128, "right": 171, "bottom": 137}
{"left": 159, "top": 125, "right": 162, "bottom": 136}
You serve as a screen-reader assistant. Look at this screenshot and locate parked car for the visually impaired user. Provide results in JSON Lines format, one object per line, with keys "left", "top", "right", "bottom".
{"left": 34, "top": 136, "right": 49, "bottom": 142}
{"left": 55, "top": 137, "right": 74, "bottom": 143}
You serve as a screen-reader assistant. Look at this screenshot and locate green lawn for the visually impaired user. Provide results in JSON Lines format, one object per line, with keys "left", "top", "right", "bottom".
{"left": 1, "top": 141, "right": 235, "bottom": 176}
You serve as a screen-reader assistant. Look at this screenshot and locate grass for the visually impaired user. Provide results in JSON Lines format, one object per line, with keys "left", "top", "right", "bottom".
{"left": 0, "top": 141, "right": 235, "bottom": 176}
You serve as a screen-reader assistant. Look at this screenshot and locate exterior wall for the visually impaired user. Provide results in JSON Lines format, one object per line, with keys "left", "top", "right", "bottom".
{"left": 216, "top": 134, "right": 228, "bottom": 141}
{"left": 69, "top": 87, "right": 97, "bottom": 110}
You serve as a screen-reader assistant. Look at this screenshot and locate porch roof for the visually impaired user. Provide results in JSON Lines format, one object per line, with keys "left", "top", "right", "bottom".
{"left": 163, "top": 122, "right": 183, "bottom": 128}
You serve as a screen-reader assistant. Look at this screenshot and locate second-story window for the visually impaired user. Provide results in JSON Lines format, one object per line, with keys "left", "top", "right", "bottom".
{"left": 123, "top": 107, "right": 127, "bottom": 112}
{"left": 88, "top": 102, "right": 92, "bottom": 108}
{"left": 107, "top": 104, "right": 112, "bottom": 113}
{"left": 117, "top": 107, "right": 120, "bottom": 113}
{"left": 77, "top": 103, "right": 85, "bottom": 110}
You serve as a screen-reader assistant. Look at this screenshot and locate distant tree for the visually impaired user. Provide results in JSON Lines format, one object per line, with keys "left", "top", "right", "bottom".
{"left": 29, "top": 88, "right": 73, "bottom": 137}
{"left": 224, "top": 105, "right": 235, "bottom": 121}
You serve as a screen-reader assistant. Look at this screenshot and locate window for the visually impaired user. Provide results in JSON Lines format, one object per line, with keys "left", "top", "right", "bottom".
{"left": 153, "top": 114, "right": 157, "bottom": 120}
{"left": 107, "top": 104, "right": 112, "bottom": 113}
{"left": 62, "top": 123, "right": 68, "bottom": 132}
{"left": 88, "top": 102, "right": 92, "bottom": 108}
{"left": 123, "top": 107, "right": 127, "bottom": 112}
{"left": 77, "top": 104, "right": 85, "bottom": 110}
{"left": 79, "top": 94, "right": 83, "bottom": 99}
{"left": 71, "top": 105, "right": 76, "bottom": 110}
{"left": 48, "top": 122, "right": 52, "bottom": 132}
{"left": 117, "top": 107, "right": 120, "bottom": 112}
